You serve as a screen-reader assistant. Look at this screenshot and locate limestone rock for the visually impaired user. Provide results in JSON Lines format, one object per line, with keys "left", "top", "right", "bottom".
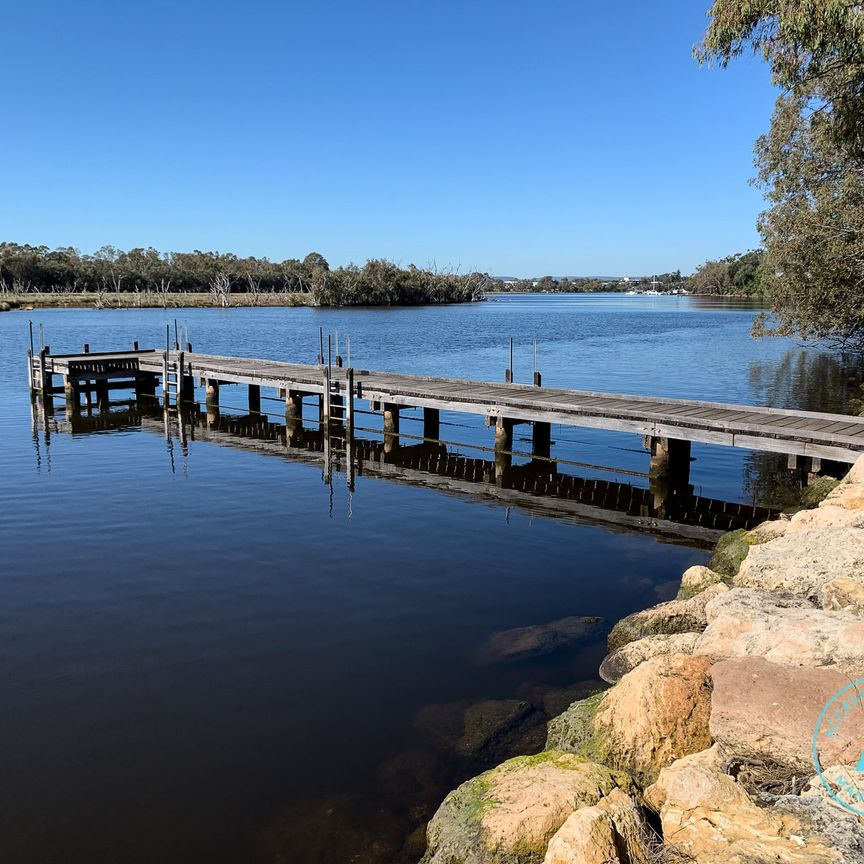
{"left": 599, "top": 632, "right": 699, "bottom": 684}
{"left": 548, "top": 653, "right": 713, "bottom": 786}
{"left": 645, "top": 751, "right": 861, "bottom": 863}
{"left": 476, "top": 616, "right": 604, "bottom": 664}
{"left": 607, "top": 583, "right": 728, "bottom": 652}
{"left": 695, "top": 587, "right": 864, "bottom": 675}
{"left": 710, "top": 657, "right": 864, "bottom": 772}
{"left": 787, "top": 504, "right": 864, "bottom": 533}
{"left": 421, "top": 752, "right": 637, "bottom": 864}
{"left": 747, "top": 519, "right": 790, "bottom": 544}
{"left": 734, "top": 526, "right": 864, "bottom": 603}
{"left": 840, "top": 453, "right": 864, "bottom": 487}
{"left": 823, "top": 481, "right": 864, "bottom": 510}
{"left": 677, "top": 564, "right": 726, "bottom": 599}
{"left": 819, "top": 575, "right": 864, "bottom": 615}
{"left": 543, "top": 788, "right": 649, "bottom": 864}
{"left": 708, "top": 528, "right": 751, "bottom": 577}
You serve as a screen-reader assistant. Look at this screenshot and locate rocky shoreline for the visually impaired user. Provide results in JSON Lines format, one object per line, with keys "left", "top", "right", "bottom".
{"left": 420, "top": 459, "right": 864, "bottom": 863}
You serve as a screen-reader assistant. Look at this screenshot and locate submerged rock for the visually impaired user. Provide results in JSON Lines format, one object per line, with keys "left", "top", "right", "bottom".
{"left": 548, "top": 653, "right": 713, "bottom": 786}
{"left": 542, "top": 787, "right": 649, "bottom": 864}
{"left": 255, "top": 793, "right": 408, "bottom": 864}
{"left": 476, "top": 616, "right": 604, "bottom": 665}
{"left": 599, "top": 632, "right": 699, "bottom": 683}
{"left": 376, "top": 750, "right": 449, "bottom": 823}
{"left": 415, "top": 698, "right": 543, "bottom": 761}
{"left": 606, "top": 583, "right": 727, "bottom": 652}
{"left": 645, "top": 747, "right": 863, "bottom": 863}
{"left": 695, "top": 587, "right": 864, "bottom": 675}
{"left": 710, "top": 656, "right": 864, "bottom": 773}
{"left": 517, "top": 680, "right": 605, "bottom": 719}
{"left": 421, "top": 751, "right": 637, "bottom": 864}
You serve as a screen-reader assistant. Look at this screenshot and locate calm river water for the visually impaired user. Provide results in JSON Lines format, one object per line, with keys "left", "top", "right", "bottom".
{"left": 0, "top": 294, "right": 860, "bottom": 863}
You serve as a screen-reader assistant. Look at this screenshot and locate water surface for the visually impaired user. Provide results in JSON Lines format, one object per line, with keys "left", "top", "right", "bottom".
{"left": 0, "top": 294, "right": 859, "bottom": 862}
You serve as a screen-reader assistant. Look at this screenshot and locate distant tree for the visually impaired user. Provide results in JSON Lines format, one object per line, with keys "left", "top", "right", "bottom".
{"left": 688, "top": 259, "right": 733, "bottom": 295}
{"left": 302, "top": 252, "right": 329, "bottom": 272}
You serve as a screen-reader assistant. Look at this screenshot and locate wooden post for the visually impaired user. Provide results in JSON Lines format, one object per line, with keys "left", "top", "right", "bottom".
{"left": 248, "top": 384, "right": 261, "bottom": 414}
{"left": 383, "top": 403, "right": 400, "bottom": 435}
{"left": 83, "top": 343, "right": 90, "bottom": 354}
{"left": 345, "top": 368, "right": 355, "bottom": 435}
{"left": 285, "top": 390, "right": 303, "bottom": 419}
{"left": 424, "top": 407, "right": 440, "bottom": 440}
{"left": 64, "top": 376, "right": 79, "bottom": 409}
{"left": 533, "top": 421, "right": 551, "bottom": 458}
{"left": 495, "top": 416, "right": 513, "bottom": 451}
{"left": 648, "top": 436, "right": 691, "bottom": 490}
{"left": 162, "top": 349, "right": 169, "bottom": 406}
{"left": 505, "top": 337, "right": 513, "bottom": 383}
{"left": 323, "top": 366, "right": 332, "bottom": 425}
{"left": 205, "top": 379, "right": 220, "bottom": 409}
{"left": 132, "top": 340, "right": 139, "bottom": 351}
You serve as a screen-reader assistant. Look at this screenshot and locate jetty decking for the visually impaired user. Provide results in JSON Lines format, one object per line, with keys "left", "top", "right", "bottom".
{"left": 28, "top": 344, "right": 864, "bottom": 473}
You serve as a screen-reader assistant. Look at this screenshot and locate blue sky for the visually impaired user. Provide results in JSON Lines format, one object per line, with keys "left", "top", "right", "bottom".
{"left": 1, "top": 1, "right": 776, "bottom": 276}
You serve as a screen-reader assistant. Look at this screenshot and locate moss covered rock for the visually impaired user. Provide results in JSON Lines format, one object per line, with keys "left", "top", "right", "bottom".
{"left": 707, "top": 528, "right": 751, "bottom": 578}
{"left": 800, "top": 475, "right": 840, "bottom": 507}
{"left": 421, "top": 751, "right": 636, "bottom": 864}
{"left": 547, "top": 654, "right": 713, "bottom": 787}
{"left": 606, "top": 583, "right": 728, "bottom": 652}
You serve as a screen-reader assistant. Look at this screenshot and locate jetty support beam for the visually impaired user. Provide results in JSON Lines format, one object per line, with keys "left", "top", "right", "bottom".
{"left": 495, "top": 417, "right": 514, "bottom": 451}
{"left": 533, "top": 421, "right": 551, "bottom": 459}
{"left": 248, "top": 384, "right": 261, "bottom": 414}
{"left": 424, "top": 407, "right": 440, "bottom": 440}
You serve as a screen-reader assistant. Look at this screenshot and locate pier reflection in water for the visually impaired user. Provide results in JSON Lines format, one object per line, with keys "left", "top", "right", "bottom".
{"left": 33, "top": 395, "right": 776, "bottom": 547}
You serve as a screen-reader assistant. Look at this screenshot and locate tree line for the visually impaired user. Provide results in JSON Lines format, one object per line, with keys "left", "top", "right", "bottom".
{"left": 0, "top": 243, "right": 492, "bottom": 306}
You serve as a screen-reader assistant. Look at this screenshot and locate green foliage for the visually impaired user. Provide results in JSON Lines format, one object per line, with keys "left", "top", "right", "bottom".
{"left": 687, "top": 250, "right": 764, "bottom": 295}
{"left": 0, "top": 243, "right": 492, "bottom": 307}
{"left": 699, "top": 2, "right": 864, "bottom": 349}
{"left": 750, "top": 89, "right": 864, "bottom": 349}
{"left": 698, "top": 1, "right": 864, "bottom": 157}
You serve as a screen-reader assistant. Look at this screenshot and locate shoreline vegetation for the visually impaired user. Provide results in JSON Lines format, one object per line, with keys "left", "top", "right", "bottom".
{"left": 0, "top": 243, "right": 767, "bottom": 313}
{"left": 420, "top": 459, "right": 864, "bottom": 863}
{"left": 0, "top": 244, "right": 492, "bottom": 310}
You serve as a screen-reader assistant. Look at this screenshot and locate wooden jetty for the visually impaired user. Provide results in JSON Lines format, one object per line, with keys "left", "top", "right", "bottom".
{"left": 31, "top": 400, "right": 776, "bottom": 546}
{"left": 27, "top": 340, "right": 864, "bottom": 485}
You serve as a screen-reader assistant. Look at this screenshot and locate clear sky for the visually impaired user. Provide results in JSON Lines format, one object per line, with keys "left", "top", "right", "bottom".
{"left": 1, "top": 1, "right": 777, "bottom": 276}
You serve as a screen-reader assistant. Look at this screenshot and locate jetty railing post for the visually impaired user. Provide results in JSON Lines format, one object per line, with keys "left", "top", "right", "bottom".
{"left": 323, "top": 365, "right": 332, "bottom": 427}
{"left": 505, "top": 337, "right": 513, "bottom": 383}
{"left": 318, "top": 327, "right": 324, "bottom": 365}
{"left": 345, "top": 367, "right": 355, "bottom": 435}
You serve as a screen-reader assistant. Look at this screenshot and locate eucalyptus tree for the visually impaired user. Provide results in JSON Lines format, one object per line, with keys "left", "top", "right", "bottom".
{"left": 699, "top": 1, "right": 864, "bottom": 349}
